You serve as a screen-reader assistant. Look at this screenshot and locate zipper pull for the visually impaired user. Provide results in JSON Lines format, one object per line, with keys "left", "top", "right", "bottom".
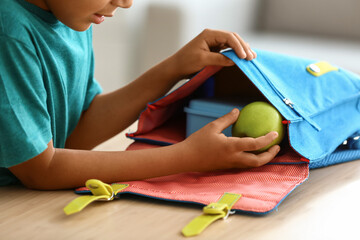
{"left": 283, "top": 98, "right": 294, "bottom": 108}
{"left": 283, "top": 98, "right": 322, "bottom": 131}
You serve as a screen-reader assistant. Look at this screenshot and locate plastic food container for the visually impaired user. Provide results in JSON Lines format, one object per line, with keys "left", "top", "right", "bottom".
{"left": 184, "top": 98, "right": 247, "bottom": 137}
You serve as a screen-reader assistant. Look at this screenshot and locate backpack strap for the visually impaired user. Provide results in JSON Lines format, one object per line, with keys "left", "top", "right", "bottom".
{"left": 63, "top": 179, "right": 129, "bottom": 215}
{"left": 182, "top": 193, "right": 242, "bottom": 237}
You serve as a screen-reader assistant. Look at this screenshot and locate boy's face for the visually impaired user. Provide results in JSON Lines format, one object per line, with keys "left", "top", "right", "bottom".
{"left": 26, "top": 0, "right": 133, "bottom": 31}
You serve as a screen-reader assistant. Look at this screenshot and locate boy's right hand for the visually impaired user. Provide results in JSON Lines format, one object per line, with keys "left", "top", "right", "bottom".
{"left": 180, "top": 108, "right": 281, "bottom": 172}
{"left": 169, "top": 29, "right": 256, "bottom": 81}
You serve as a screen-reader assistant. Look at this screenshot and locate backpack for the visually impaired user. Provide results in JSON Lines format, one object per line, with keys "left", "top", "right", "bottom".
{"left": 74, "top": 49, "right": 360, "bottom": 222}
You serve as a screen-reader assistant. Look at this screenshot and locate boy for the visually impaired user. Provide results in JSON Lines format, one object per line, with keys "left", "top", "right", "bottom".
{"left": 0, "top": 0, "right": 280, "bottom": 189}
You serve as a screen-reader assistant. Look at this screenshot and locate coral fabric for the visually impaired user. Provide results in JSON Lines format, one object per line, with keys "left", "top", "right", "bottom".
{"left": 128, "top": 115, "right": 186, "bottom": 145}
{"left": 126, "top": 65, "right": 222, "bottom": 137}
{"left": 124, "top": 142, "right": 309, "bottom": 213}
{"left": 77, "top": 141, "right": 308, "bottom": 214}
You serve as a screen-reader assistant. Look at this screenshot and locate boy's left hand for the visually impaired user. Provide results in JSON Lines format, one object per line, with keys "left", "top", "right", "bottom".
{"left": 171, "top": 28, "right": 257, "bottom": 79}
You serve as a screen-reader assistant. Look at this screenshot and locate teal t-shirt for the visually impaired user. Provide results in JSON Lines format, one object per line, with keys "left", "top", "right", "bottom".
{"left": 0, "top": 0, "right": 103, "bottom": 185}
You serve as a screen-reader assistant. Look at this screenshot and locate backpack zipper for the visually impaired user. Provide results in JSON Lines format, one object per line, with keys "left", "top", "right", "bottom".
{"left": 251, "top": 62, "right": 322, "bottom": 131}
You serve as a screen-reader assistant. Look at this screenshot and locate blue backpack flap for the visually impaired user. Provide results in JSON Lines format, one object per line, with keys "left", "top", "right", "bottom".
{"left": 117, "top": 49, "right": 359, "bottom": 217}
{"left": 221, "top": 49, "right": 360, "bottom": 166}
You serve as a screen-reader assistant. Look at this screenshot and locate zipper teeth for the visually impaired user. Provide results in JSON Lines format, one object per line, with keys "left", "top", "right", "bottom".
{"left": 229, "top": 62, "right": 287, "bottom": 117}
{"left": 250, "top": 62, "right": 288, "bottom": 104}
{"left": 250, "top": 60, "right": 358, "bottom": 129}
{"left": 249, "top": 61, "right": 322, "bottom": 131}
{"left": 253, "top": 64, "right": 286, "bottom": 100}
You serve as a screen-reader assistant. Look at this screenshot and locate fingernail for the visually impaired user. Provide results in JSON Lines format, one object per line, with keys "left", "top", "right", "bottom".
{"left": 272, "top": 131, "right": 279, "bottom": 138}
{"left": 231, "top": 108, "right": 239, "bottom": 114}
{"left": 276, "top": 145, "right": 281, "bottom": 152}
{"left": 241, "top": 50, "right": 247, "bottom": 59}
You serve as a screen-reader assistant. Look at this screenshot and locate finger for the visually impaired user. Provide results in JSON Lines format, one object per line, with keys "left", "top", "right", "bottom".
{"left": 245, "top": 43, "right": 256, "bottom": 60}
{"left": 226, "top": 34, "right": 247, "bottom": 59}
{"left": 238, "top": 145, "right": 280, "bottom": 168}
{"left": 205, "top": 30, "right": 247, "bottom": 59}
{"left": 251, "top": 49, "right": 257, "bottom": 59}
{"left": 205, "top": 52, "right": 235, "bottom": 66}
{"left": 206, "top": 108, "right": 239, "bottom": 133}
{"left": 230, "top": 131, "right": 279, "bottom": 152}
{"left": 233, "top": 33, "right": 254, "bottom": 61}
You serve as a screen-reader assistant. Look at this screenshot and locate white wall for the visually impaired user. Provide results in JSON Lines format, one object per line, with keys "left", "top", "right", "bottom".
{"left": 92, "top": 8, "right": 131, "bottom": 93}
{"left": 93, "top": 0, "right": 360, "bottom": 93}
{"left": 92, "top": 0, "right": 258, "bottom": 92}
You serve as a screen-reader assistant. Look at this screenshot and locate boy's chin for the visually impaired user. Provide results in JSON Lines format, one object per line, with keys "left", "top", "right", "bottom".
{"left": 70, "top": 24, "right": 92, "bottom": 32}
{"left": 75, "top": 25, "right": 92, "bottom": 32}
{"left": 61, "top": 21, "right": 92, "bottom": 32}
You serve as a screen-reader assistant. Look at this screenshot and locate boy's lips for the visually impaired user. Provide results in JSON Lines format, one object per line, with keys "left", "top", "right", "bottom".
{"left": 92, "top": 14, "right": 105, "bottom": 24}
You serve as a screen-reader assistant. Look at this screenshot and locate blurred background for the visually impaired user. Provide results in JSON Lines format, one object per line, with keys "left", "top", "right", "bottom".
{"left": 92, "top": 0, "right": 360, "bottom": 93}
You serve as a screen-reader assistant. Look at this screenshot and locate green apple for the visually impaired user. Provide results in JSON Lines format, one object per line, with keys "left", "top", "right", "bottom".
{"left": 232, "top": 101, "right": 284, "bottom": 152}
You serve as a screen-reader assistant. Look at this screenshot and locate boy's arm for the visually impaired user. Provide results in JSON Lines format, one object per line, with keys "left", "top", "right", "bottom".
{"left": 9, "top": 109, "right": 280, "bottom": 190}
{"left": 65, "top": 55, "right": 182, "bottom": 150}
{"left": 65, "top": 29, "right": 257, "bottom": 149}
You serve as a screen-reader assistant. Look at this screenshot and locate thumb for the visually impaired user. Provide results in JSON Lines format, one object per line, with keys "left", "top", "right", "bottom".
{"left": 210, "top": 108, "right": 240, "bottom": 133}
{"left": 205, "top": 52, "right": 235, "bottom": 66}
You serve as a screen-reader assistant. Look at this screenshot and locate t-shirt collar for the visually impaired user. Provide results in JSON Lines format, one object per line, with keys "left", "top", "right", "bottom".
{"left": 17, "top": 0, "right": 60, "bottom": 25}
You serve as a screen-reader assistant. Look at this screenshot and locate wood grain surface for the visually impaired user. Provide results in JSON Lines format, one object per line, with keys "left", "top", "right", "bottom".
{"left": 1, "top": 124, "right": 359, "bottom": 240}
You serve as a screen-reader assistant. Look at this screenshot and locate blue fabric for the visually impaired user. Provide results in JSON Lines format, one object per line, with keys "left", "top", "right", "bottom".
{"left": 223, "top": 49, "right": 360, "bottom": 163}
{"left": 0, "top": 0, "right": 102, "bottom": 185}
{"left": 310, "top": 149, "right": 360, "bottom": 169}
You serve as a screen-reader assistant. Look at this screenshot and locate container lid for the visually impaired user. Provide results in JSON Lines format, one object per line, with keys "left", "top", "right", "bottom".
{"left": 187, "top": 98, "right": 247, "bottom": 116}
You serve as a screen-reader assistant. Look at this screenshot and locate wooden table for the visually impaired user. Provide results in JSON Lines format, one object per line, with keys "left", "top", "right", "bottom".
{"left": 1, "top": 127, "right": 360, "bottom": 240}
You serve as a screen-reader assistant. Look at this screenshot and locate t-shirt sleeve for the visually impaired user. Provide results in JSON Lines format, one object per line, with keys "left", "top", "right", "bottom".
{"left": 82, "top": 50, "right": 102, "bottom": 112}
{"left": 0, "top": 36, "right": 52, "bottom": 168}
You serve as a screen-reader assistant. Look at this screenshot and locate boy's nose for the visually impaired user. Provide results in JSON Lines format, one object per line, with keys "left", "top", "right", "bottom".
{"left": 112, "top": 0, "right": 133, "bottom": 9}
